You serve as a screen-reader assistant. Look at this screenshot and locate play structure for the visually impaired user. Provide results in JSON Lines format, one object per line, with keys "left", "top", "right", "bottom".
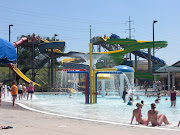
{"left": 2, "top": 36, "right": 65, "bottom": 87}
{"left": 54, "top": 34, "right": 168, "bottom": 104}
{"left": 56, "top": 65, "right": 134, "bottom": 104}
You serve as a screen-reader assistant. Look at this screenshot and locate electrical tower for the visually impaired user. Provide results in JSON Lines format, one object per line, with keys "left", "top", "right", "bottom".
{"left": 125, "top": 16, "right": 135, "bottom": 60}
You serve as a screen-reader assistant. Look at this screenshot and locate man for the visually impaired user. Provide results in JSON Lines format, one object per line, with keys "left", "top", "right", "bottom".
{"left": 146, "top": 103, "right": 170, "bottom": 126}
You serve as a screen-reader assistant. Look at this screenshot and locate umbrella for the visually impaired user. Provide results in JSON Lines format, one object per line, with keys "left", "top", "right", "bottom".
{"left": 0, "top": 38, "right": 17, "bottom": 64}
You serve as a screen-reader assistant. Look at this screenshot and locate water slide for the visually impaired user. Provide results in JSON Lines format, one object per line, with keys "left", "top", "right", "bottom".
{"left": 63, "top": 39, "right": 167, "bottom": 65}
{"left": 8, "top": 38, "right": 65, "bottom": 86}
{"left": 7, "top": 37, "right": 40, "bottom": 86}
{"left": 38, "top": 38, "right": 167, "bottom": 80}
{"left": 99, "top": 38, "right": 167, "bottom": 64}
{"left": 38, "top": 39, "right": 65, "bottom": 53}
{"left": 131, "top": 50, "right": 166, "bottom": 66}
{"left": 7, "top": 63, "right": 40, "bottom": 86}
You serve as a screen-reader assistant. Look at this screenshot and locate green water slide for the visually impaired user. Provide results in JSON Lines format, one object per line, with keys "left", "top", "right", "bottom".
{"left": 98, "top": 38, "right": 167, "bottom": 79}
{"left": 99, "top": 38, "right": 167, "bottom": 64}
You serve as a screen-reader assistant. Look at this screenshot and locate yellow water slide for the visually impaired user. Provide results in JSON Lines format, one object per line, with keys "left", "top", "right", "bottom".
{"left": 8, "top": 64, "right": 40, "bottom": 86}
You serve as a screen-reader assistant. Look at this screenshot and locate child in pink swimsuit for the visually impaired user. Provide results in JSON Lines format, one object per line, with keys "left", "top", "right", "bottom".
{"left": 27, "top": 81, "right": 34, "bottom": 100}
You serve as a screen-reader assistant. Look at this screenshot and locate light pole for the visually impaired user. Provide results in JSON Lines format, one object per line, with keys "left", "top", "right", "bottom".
{"left": 9, "top": 25, "right": 13, "bottom": 85}
{"left": 9, "top": 25, "right": 13, "bottom": 42}
{"left": 153, "top": 20, "right": 158, "bottom": 72}
{"left": 51, "top": 34, "right": 58, "bottom": 88}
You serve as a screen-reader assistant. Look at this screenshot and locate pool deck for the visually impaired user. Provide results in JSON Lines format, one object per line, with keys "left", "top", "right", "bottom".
{"left": 0, "top": 101, "right": 179, "bottom": 135}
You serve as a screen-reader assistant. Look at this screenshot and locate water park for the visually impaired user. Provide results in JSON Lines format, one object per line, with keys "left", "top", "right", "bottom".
{"left": 0, "top": 33, "right": 180, "bottom": 132}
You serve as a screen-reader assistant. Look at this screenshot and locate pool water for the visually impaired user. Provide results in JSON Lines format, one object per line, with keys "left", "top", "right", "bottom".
{"left": 10, "top": 93, "right": 180, "bottom": 128}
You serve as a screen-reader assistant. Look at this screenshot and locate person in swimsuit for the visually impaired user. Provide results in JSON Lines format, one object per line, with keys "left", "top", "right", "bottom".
{"left": 0, "top": 82, "right": 3, "bottom": 105}
{"left": 122, "top": 87, "right": 128, "bottom": 103}
{"left": 130, "top": 103, "right": 147, "bottom": 125}
{"left": 146, "top": 103, "right": 170, "bottom": 126}
{"left": 27, "top": 81, "right": 34, "bottom": 100}
{"left": 169, "top": 86, "right": 179, "bottom": 107}
{"left": 18, "top": 83, "right": 23, "bottom": 100}
{"left": 11, "top": 81, "right": 18, "bottom": 106}
{"left": 127, "top": 97, "right": 133, "bottom": 105}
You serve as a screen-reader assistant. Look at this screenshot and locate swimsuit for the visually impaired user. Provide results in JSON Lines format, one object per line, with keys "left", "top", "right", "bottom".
{"left": 171, "top": 92, "right": 176, "bottom": 101}
{"left": 136, "top": 114, "right": 142, "bottom": 121}
{"left": 28, "top": 85, "right": 34, "bottom": 93}
{"left": 127, "top": 101, "right": 132, "bottom": 105}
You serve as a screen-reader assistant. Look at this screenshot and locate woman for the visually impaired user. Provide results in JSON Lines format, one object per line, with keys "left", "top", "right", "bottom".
{"left": 27, "top": 81, "right": 34, "bottom": 100}
{"left": 169, "top": 86, "right": 179, "bottom": 107}
{"left": 146, "top": 103, "right": 170, "bottom": 126}
{"left": 130, "top": 103, "right": 147, "bottom": 125}
{"left": 11, "top": 81, "right": 18, "bottom": 106}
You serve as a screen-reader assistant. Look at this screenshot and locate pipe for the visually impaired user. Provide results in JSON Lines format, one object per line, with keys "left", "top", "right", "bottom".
{"left": 95, "top": 71, "right": 122, "bottom": 103}
{"left": 89, "top": 43, "right": 93, "bottom": 104}
{"left": 66, "top": 71, "right": 89, "bottom": 104}
{"left": 93, "top": 68, "right": 118, "bottom": 103}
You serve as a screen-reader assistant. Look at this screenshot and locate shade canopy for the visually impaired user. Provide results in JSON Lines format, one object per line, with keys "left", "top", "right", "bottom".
{"left": 0, "top": 38, "right": 17, "bottom": 63}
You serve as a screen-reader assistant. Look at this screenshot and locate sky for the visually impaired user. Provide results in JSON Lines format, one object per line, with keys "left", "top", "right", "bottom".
{"left": 0, "top": 0, "right": 180, "bottom": 65}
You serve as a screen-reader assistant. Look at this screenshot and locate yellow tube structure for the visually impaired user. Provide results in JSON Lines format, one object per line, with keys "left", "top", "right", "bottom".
{"left": 93, "top": 68, "right": 117, "bottom": 103}
{"left": 93, "top": 71, "right": 96, "bottom": 103}
{"left": 89, "top": 43, "right": 93, "bottom": 104}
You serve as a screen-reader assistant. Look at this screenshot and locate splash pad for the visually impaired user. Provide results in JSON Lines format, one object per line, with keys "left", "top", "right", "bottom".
{"left": 56, "top": 65, "right": 134, "bottom": 104}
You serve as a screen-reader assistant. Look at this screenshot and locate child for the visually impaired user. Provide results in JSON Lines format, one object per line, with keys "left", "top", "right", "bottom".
{"left": 127, "top": 97, "right": 133, "bottom": 105}
{"left": 11, "top": 81, "right": 18, "bottom": 106}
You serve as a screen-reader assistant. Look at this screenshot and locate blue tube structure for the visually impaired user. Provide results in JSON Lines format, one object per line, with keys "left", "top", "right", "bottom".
{"left": 67, "top": 71, "right": 89, "bottom": 104}
{"left": 95, "top": 71, "right": 122, "bottom": 103}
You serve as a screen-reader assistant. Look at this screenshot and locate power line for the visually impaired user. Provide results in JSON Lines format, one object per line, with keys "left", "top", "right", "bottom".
{"left": 0, "top": 5, "right": 125, "bottom": 25}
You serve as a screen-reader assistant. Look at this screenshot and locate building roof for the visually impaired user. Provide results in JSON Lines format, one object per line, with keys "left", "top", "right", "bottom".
{"left": 171, "top": 60, "right": 180, "bottom": 67}
{"left": 156, "top": 65, "right": 180, "bottom": 72}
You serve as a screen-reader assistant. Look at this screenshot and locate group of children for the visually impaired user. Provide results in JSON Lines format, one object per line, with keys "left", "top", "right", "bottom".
{"left": 6, "top": 81, "right": 34, "bottom": 106}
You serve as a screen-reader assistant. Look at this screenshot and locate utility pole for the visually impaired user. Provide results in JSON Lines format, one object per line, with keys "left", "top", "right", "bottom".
{"left": 126, "top": 16, "right": 135, "bottom": 60}
{"left": 126, "top": 16, "right": 135, "bottom": 40}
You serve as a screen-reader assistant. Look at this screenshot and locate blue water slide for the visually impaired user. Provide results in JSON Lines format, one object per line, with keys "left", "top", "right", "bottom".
{"left": 38, "top": 40, "right": 65, "bottom": 53}
{"left": 131, "top": 50, "right": 166, "bottom": 67}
